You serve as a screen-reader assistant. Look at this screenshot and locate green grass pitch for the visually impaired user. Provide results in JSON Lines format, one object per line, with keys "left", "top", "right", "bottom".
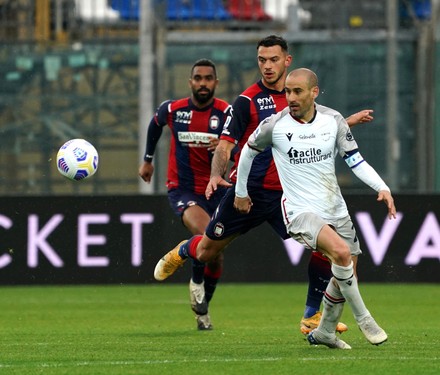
{"left": 0, "top": 283, "right": 438, "bottom": 374}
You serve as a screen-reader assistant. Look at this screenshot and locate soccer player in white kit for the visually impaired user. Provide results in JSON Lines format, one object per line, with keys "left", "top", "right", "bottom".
{"left": 234, "top": 68, "right": 397, "bottom": 349}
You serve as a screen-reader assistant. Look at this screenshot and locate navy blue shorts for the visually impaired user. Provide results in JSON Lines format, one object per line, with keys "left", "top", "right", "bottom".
{"left": 168, "top": 187, "right": 227, "bottom": 217}
{"left": 205, "top": 185, "right": 289, "bottom": 241}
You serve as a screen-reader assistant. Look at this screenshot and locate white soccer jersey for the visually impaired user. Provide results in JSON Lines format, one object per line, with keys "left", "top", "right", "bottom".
{"left": 241, "top": 104, "right": 358, "bottom": 224}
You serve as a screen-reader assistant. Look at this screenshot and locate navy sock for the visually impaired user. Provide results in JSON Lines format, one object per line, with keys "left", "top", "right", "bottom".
{"left": 178, "top": 236, "right": 202, "bottom": 260}
{"left": 203, "top": 275, "right": 219, "bottom": 304}
{"left": 304, "top": 252, "right": 332, "bottom": 318}
{"left": 177, "top": 241, "right": 189, "bottom": 259}
{"left": 191, "top": 259, "right": 206, "bottom": 284}
{"left": 304, "top": 305, "right": 320, "bottom": 318}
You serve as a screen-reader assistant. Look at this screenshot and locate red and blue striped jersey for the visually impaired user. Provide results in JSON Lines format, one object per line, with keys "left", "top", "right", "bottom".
{"left": 154, "top": 97, "right": 232, "bottom": 194}
{"left": 220, "top": 80, "right": 287, "bottom": 190}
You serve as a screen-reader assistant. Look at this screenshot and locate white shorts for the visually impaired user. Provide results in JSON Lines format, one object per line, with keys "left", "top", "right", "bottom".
{"left": 286, "top": 212, "right": 362, "bottom": 256}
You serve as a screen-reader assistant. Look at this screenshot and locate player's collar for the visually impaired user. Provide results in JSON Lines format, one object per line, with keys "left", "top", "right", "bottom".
{"left": 188, "top": 97, "right": 214, "bottom": 111}
{"left": 257, "top": 79, "right": 285, "bottom": 94}
{"left": 292, "top": 107, "right": 317, "bottom": 124}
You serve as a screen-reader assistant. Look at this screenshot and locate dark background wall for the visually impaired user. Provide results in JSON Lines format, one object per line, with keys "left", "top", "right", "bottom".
{"left": 0, "top": 194, "right": 438, "bottom": 285}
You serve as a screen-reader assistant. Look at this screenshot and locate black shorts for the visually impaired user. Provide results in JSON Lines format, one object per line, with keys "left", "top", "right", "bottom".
{"left": 205, "top": 185, "right": 289, "bottom": 241}
{"left": 167, "top": 187, "right": 227, "bottom": 217}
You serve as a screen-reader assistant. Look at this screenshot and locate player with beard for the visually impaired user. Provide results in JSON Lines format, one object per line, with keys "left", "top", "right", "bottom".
{"left": 234, "top": 68, "right": 395, "bottom": 348}
{"left": 153, "top": 36, "right": 374, "bottom": 334}
{"left": 139, "top": 59, "right": 233, "bottom": 330}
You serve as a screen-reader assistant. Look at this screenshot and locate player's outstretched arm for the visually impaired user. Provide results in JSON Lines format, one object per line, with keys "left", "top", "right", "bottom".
{"left": 347, "top": 156, "right": 396, "bottom": 220}
{"left": 235, "top": 143, "right": 260, "bottom": 214}
{"left": 233, "top": 195, "right": 253, "bottom": 214}
{"left": 206, "top": 175, "right": 233, "bottom": 199}
{"left": 377, "top": 190, "right": 397, "bottom": 219}
{"left": 207, "top": 136, "right": 220, "bottom": 152}
{"left": 139, "top": 110, "right": 165, "bottom": 183}
{"left": 346, "top": 109, "right": 374, "bottom": 127}
{"left": 205, "top": 139, "right": 234, "bottom": 199}
{"left": 138, "top": 161, "right": 154, "bottom": 183}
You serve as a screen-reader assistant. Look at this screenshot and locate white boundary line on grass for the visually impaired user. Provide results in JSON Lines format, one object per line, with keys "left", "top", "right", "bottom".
{"left": 301, "top": 356, "right": 440, "bottom": 361}
{"left": 0, "top": 357, "right": 282, "bottom": 368}
{"left": 1, "top": 356, "right": 439, "bottom": 369}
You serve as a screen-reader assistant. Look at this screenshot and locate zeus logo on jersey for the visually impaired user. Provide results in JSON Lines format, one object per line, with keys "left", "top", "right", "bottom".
{"left": 287, "top": 147, "right": 332, "bottom": 164}
{"left": 257, "top": 96, "right": 276, "bottom": 110}
{"left": 175, "top": 110, "right": 192, "bottom": 124}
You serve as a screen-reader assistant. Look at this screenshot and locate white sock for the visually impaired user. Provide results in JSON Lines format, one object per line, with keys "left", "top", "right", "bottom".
{"left": 331, "top": 262, "right": 370, "bottom": 322}
{"left": 318, "top": 278, "right": 345, "bottom": 336}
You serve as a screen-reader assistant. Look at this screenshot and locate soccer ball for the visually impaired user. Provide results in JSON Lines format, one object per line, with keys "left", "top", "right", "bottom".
{"left": 56, "top": 139, "right": 99, "bottom": 181}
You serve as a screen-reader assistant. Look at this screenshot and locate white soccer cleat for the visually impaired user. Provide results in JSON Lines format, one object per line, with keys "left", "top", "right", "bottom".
{"left": 196, "top": 314, "right": 213, "bottom": 330}
{"left": 189, "top": 279, "right": 208, "bottom": 315}
{"left": 358, "top": 315, "right": 388, "bottom": 345}
{"left": 307, "top": 329, "right": 352, "bottom": 349}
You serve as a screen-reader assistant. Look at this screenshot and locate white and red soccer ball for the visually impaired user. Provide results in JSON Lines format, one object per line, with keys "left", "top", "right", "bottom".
{"left": 56, "top": 139, "right": 99, "bottom": 181}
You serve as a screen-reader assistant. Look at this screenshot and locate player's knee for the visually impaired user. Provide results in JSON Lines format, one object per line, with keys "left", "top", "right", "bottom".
{"left": 330, "top": 244, "right": 351, "bottom": 266}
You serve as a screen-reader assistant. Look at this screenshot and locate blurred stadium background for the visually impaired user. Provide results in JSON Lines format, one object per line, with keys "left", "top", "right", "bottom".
{"left": 0, "top": 0, "right": 439, "bottom": 195}
{"left": 0, "top": 0, "right": 439, "bottom": 285}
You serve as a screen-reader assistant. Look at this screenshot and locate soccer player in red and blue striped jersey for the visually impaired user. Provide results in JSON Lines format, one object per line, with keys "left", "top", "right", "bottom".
{"left": 154, "top": 36, "right": 373, "bottom": 334}
{"left": 139, "top": 59, "right": 233, "bottom": 330}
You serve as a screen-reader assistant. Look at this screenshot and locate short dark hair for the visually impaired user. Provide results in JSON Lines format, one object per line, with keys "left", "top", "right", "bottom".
{"left": 257, "top": 35, "right": 288, "bottom": 52}
{"left": 191, "top": 58, "right": 217, "bottom": 78}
